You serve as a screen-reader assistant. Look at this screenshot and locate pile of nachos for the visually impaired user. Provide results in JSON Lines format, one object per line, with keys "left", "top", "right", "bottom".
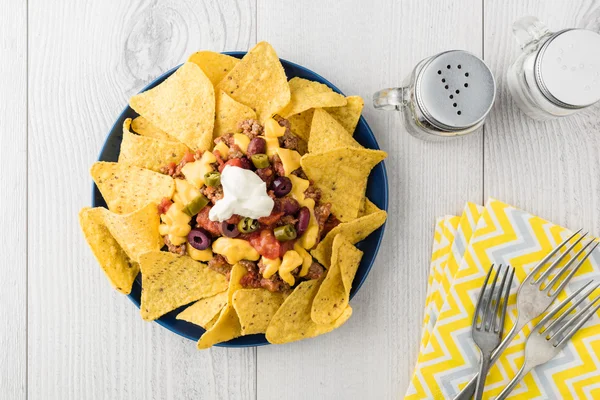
{"left": 80, "top": 42, "right": 387, "bottom": 348}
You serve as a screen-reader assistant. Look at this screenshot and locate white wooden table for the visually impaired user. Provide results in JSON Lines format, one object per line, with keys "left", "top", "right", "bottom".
{"left": 2, "top": 0, "right": 600, "bottom": 398}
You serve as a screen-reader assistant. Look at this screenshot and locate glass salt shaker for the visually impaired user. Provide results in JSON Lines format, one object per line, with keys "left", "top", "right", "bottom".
{"left": 507, "top": 16, "right": 600, "bottom": 120}
{"left": 373, "top": 50, "right": 496, "bottom": 141}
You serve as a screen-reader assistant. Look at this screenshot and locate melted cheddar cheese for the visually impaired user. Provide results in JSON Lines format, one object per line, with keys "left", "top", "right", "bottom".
{"left": 279, "top": 250, "right": 303, "bottom": 286}
{"left": 289, "top": 175, "right": 319, "bottom": 249}
{"left": 181, "top": 151, "right": 217, "bottom": 188}
{"left": 212, "top": 237, "right": 260, "bottom": 264}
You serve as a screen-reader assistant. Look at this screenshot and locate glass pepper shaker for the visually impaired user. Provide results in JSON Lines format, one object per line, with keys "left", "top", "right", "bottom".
{"left": 507, "top": 16, "right": 600, "bottom": 120}
{"left": 373, "top": 50, "right": 496, "bottom": 141}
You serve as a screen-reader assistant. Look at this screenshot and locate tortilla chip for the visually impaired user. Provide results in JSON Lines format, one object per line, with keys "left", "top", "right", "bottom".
{"left": 232, "top": 289, "right": 285, "bottom": 335}
{"left": 312, "top": 208, "right": 387, "bottom": 268}
{"left": 324, "top": 96, "right": 364, "bottom": 134}
{"left": 188, "top": 51, "right": 239, "bottom": 87}
{"left": 139, "top": 252, "right": 228, "bottom": 321}
{"left": 119, "top": 119, "right": 189, "bottom": 172}
{"left": 101, "top": 203, "right": 162, "bottom": 262}
{"left": 308, "top": 109, "right": 362, "bottom": 153}
{"left": 214, "top": 90, "right": 257, "bottom": 137}
{"left": 177, "top": 291, "right": 228, "bottom": 329}
{"left": 359, "top": 198, "right": 381, "bottom": 217}
{"left": 287, "top": 109, "right": 314, "bottom": 142}
{"left": 79, "top": 207, "right": 138, "bottom": 294}
{"left": 216, "top": 42, "right": 290, "bottom": 123}
{"left": 266, "top": 279, "right": 352, "bottom": 344}
{"left": 300, "top": 148, "right": 387, "bottom": 222}
{"left": 130, "top": 116, "right": 175, "bottom": 142}
{"left": 312, "top": 235, "right": 363, "bottom": 324}
{"left": 130, "top": 62, "right": 215, "bottom": 151}
{"left": 197, "top": 263, "right": 246, "bottom": 349}
{"left": 91, "top": 161, "right": 175, "bottom": 214}
{"left": 280, "top": 77, "right": 346, "bottom": 118}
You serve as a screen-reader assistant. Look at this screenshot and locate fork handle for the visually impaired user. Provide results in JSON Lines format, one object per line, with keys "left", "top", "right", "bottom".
{"left": 453, "top": 316, "right": 525, "bottom": 400}
{"left": 496, "top": 363, "right": 531, "bottom": 400}
{"left": 474, "top": 353, "right": 492, "bottom": 400}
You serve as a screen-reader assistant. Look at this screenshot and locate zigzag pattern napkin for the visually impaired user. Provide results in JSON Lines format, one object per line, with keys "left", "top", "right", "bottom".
{"left": 406, "top": 199, "right": 600, "bottom": 399}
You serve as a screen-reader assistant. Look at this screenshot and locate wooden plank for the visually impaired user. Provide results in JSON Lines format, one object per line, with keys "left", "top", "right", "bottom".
{"left": 27, "top": 1, "right": 256, "bottom": 398}
{"left": 0, "top": 0, "right": 27, "bottom": 398}
{"left": 256, "top": 1, "right": 483, "bottom": 398}
{"left": 483, "top": 1, "right": 600, "bottom": 233}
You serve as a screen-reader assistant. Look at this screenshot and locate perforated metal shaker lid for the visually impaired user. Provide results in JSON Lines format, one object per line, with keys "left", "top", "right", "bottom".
{"left": 535, "top": 29, "right": 600, "bottom": 108}
{"left": 415, "top": 50, "right": 496, "bottom": 131}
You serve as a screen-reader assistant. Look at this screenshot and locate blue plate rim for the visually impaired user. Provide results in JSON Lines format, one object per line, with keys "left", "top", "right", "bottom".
{"left": 92, "top": 51, "right": 388, "bottom": 347}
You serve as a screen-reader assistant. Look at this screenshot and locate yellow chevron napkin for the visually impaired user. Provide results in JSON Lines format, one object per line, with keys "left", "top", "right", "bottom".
{"left": 421, "top": 216, "right": 459, "bottom": 346}
{"left": 406, "top": 198, "right": 600, "bottom": 399}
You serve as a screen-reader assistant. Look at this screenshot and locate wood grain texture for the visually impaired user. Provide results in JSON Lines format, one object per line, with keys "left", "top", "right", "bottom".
{"left": 27, "top": 0, "right": 256, "bottom": 399}
{"left": 0, "top": 0, "right": 27, "bottom": 399}
{"left": 256, "top": 1, "right": 483, "bottom": 398}
{"left": 484, "top": 0, "right": 600, "bottom": 234}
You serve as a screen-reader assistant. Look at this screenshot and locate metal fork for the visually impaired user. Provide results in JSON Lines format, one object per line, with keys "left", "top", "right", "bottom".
{"left": 471, "top": 265, "right": 514, "bottom": 400}
{"left": 454, "top": 230, "right": 598, "bottom": 400}
{"left": 497, "top": 281, "right": 600, "bottom": 399}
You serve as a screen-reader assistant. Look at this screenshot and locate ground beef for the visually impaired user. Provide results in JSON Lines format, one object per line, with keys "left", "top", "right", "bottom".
{"left": 278, "top": 214, "right": 298, "bottom": 227}
{"left": 260, "top": 274, "right": 291, "bottom": 293}
{"left": 228, "top": 144, "right": 244, "bottom": 159}
{"left": 239, "top": 260, "right": 258, "bottom": 272}
{"left": 238, "top": 119, "right": 264, "bottom": 139}
{"left": 201, "top": 185, "right": 224, "bottom": 204}
{"left": 214, "top": 133, "right": 235, "bottom": 147}
{"left": 160, "top": 162, "right": 183, "bottom": 179}
{"left": 272, "top": 116, "right": 299, "bottom": 151}
{"left": 291, "top": 168, "right": 308, "bottom": 180}
{"left": 304, "top": 262, "right": 325, "bottom": 280}
{"left": 208, "top": 254, "right": 232, "bottom": 275}
{"left": 160, "top": 150, "right": 201, "bottom": 178}
{"left": 314, "top": 203, "right": 332, "bottom": 233}
{"left": 304, "top": 184, "right": 321, "bottom": 203}
{"left": 255, "top": 166, "right": 275, "bottom": 186}
{"left": 274, "top": 115, "right": 291, "bottom": 129}
{"left": 239, "top": 260, "right": 262, "bottom": 288}
{"left": 271, "top": 154, "right": 286, "bottom": 176}
{"left": 322, "top": 214, "right": 341, "bottom": 238}
{"left": 280, "top": 129, "right": 299, "bottom": 151}
{"left": 163, "top": 235, "right": 186, "bottom": 256}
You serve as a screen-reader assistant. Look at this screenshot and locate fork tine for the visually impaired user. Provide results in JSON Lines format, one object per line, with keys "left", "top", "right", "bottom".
{"left": 546, "top": 240, "right": 597, "bottom": 294}
{"left": 536, "top": 280, "right": 595, "bottom": 329}
{"left": 535, "top": 233, "right": 588, "bottom": 285}
{"left": 552, "top": 293, "right": 600, "bottom": 346}
{"left": 484, "top": 265, "right": 502, "bottom": 331}
{"left": 525, "top": 229, "right": 583, "bottom": 283}
{"left": 543, "top": 282, "right": 599, "bottom": 334}
{"left": 551, "top": 242, "right": 599, "bottom": 298}
{"left": 474, "top": 264, "right": 494, "bottom": 329}
{"left": 492, "top": 265, "right": 510, "bottom": 333}
{"left": 498, "top": 267, "right": 515, "bottom": 336}
{"left": 556, "top": 297, "right": 600, "bottom": 347}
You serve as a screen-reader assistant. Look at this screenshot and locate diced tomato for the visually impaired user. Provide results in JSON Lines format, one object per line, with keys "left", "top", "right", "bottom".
{"left": 157, "top": 198, "right": 173, "bottom": 214}
{"left": 182, "top": 151, "right": 196, "bottom": 163}
{"left": 258, "top": 211, "right": 285, "bottom": 226}
{"left": 219, "top": 157, "right": 251, "bottom": 172}
{"left": 248, "top": 230, "right": 281, "bottom": 260}
{"left": 196, "top": 206, "right": 221, "bottom": 236}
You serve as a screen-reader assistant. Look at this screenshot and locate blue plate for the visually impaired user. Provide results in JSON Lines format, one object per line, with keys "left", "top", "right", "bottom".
{"left": 92, "top": 52, "right": 388, "bottom": 347}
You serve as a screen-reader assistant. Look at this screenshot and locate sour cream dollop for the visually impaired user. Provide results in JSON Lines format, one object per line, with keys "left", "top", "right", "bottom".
{"left": 209, "top": 166, "right": 275, "bottom": 222}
